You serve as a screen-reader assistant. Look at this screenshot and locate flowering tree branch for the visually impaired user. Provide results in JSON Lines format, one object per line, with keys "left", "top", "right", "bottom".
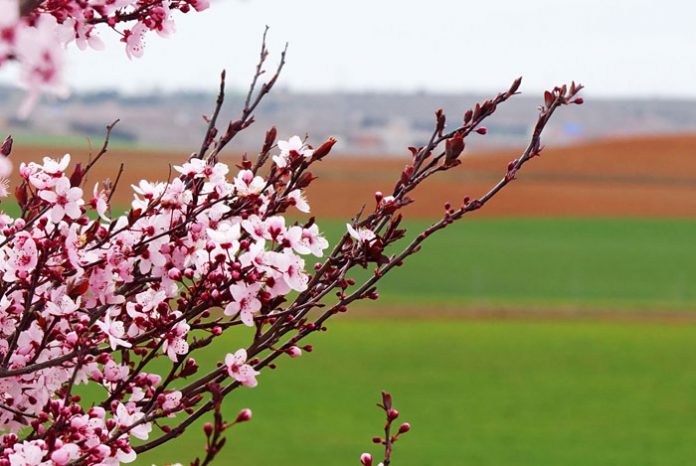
{"left": 0, "top": 0, "right": 209, "bottom": 116}
{"left": 0, "top": 24, "right": 583, "bottom": 464}
{"left": 360, "top": 392, "right": 411, "bottom": 466}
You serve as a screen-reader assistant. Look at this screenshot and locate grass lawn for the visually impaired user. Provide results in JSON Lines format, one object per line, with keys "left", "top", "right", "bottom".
{"left": 135, "top": 319, "right": 696, "bottom": 466}
{"left": 319, "top": 218, "right": 696, "bottom": 311}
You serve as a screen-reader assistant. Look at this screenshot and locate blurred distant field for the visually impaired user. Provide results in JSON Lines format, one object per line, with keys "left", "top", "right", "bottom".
{"left": 9, "top": 133, "right": 696, "bottom": 217}
{"left": 10, "top": 135, "right": 696, "bottom": 465}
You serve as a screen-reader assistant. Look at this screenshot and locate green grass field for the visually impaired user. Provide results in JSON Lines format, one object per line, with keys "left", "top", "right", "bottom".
{"left": 320, "top": 218, "right": 696, "bottom": 311}
{"left": 135, "top": 320, "right": 696, "bottom": 466}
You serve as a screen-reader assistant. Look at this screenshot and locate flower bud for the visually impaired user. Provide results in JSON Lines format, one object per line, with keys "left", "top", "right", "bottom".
{"left": 398, "top": 422, "right": 411, "bottom": 434}
{"left": 387, "top": 409, "right": 399, "bottom": 421}
{"left": 262, "top": 126, "right": 277, "bottom": 154}
{"left": 360, "top": 453, "right": 373, "bottom": 466}
{"left": 69, "top": 163, "right": 83, "bottom": 187}
{"left": 381, "top": 391, "right": 392, "bottom": 410}
{"left": 235, "top": 408, "right": 252, "bottom": 423}
{"left": 312, "top": 137, "right": 337, "bottom": 160}
{"left": 476, "top": 127, "right": 488, "bottom": 135}
{"left": 14, "top": 184, "right": 27, "bottom": 208}
{"left": 283, "top": 346, "right": 301, "bottom": 358}
{"left": 444, "top": 134, "right": 464, "bottom": 164}
{"left": 1, "top": 135, "right": 12, "bottom": 157}
{"left": 296, "top": 172, "right": 317, "bottom": 189}
{"left": 203, "top": 422, "right": 214, "bottom": 436}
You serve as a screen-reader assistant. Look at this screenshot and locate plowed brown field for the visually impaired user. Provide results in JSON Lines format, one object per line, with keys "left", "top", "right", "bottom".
{"left": 10, "top": 134, "right": 696, "bottom": 218}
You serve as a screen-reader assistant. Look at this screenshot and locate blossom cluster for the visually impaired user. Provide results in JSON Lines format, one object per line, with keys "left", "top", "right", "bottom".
{"left": 0, "top": 33, "right": 581, "bottom": 461}
{"left": 0, "top": 133, "right": 332, "bottom": 464}
{"left": 0, "top": 0, "right": 208, "bottom": 116}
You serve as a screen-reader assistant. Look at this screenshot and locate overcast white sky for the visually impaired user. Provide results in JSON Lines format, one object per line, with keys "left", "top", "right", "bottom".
{"left": 4, "top": 0, "right": 696, "bottom": 97}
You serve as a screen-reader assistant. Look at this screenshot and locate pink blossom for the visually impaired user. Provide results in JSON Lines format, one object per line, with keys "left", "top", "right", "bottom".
{"left": 96, "top": 311, "right": 131, "bottom": 350}
{"left": 207, "top": 222, "right": 241, "bottom": 251}
{"left": 0, "top": 156, "right": 12, "bottom": 178}
{"left": 39, "top": 177, "right": 84, "bottom": 223}
{"left": 63, "top": 18, "right": 104, "bottom": 51}
{"left": 114, "top": 403, "right": 151, "bottom": 440}
{"left": 225, "top": 349, "right": 259, "bottom": 387}
{"left": 124, "top": 22, "right": 147, "bottom": 60}
{"left": 273, "top": 135, "right": 314, "bottom": 167}
{"left": 50, "top": 443, "right": 79, "bottom": 465}
{"left": 241, "top": 215, "right": 267, "bottom": 241}
{"left": 161, "top": 390, "right": 182, "bottom": 414}
{"left": 131, "top": 179, "right": 165, "bottom": 210}
{"left": 41, "top": 153, "right": 71, "bottom": 175}
{"left": 347, "top": 223, "right": 377, "bottom": 244}
{"left": 3, "top": 231, "right": 38, "bottom": 282}
{"left": 8, "top": 440, "right": 45, "bottom": 466}
{"left": 15, "top": 15, "right": 69, "bottom": 118}
{"left": 162, "top": 315, "right": 190, "bottom": 361}
{"left": 224, "top": 282, "right": 262, "bottom": 326}
{"left": 189, "top": 0, "right": 210, "bottom": 12}
{"left": 45, "top": 294, "right": 79, "bottom": 316}
{"left": 0, "top": 178, "right": 10, "bottom": 198}
{"left": 287, "top": 224, "right": 329, "bottom": 257}
{"left": 268, "top": 252, "right": 309, "bottom": 292}
{"left": 102, "top": 360, "right": 129, "bottom": 383}
{"left": 287, "top": 345, "right": 302, "bottom": 358}
{"left": 92, "top": 183, "right": 110, "bottom": 222}
{"left": 288, "top": 189, "right": 310, "bottom": 213}
{"left": 234, "top": 170, "right": 265, "bottom": 196}
{"left": 174, "top": 158, "right": 207, "bottom": 178}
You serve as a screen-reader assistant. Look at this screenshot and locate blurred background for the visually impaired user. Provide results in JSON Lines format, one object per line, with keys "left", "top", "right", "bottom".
{"left": 3, "top": 1, "right": 696, "bottom": 465}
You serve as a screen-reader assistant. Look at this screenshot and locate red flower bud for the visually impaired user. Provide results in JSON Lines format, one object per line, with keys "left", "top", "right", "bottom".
{"left": 463, "top": 109, "right": 473, "bottom": 123}
{"left": 398, "top": 422, "right": 411, "bottom": 434}
{"left": 544, "top": 90, "right": 555, "bottom": 108}
{"left": 312, "top": 137, "right": 337, "bottom": 160}
{"left": 15, "top": 183, "right": 27, "bottom": 208}
{"left": 1, "top": 135, "right": 12, "bottom": 157}
{"left": 261, "top": 126, "right": 278, "bottom": 155}
{"left": 235, "top": 408, "right": 252, "bottom": 423}
{"left": 445, "top": 134, "right": 464, "bottom": 164}
{"left": 509, "top": 76, "right": 523, "bottom": 94}
{"left": 381, "top": 391, "right": 393, "bottom": 410}
{"left": 296, "top": 172, "right": 317, "bottom": 189}
{"left": 360, "top": 453, "right": 373, "bottom": 466}
{"left": 70, "top": 163, "right": 83, "bottom": 187}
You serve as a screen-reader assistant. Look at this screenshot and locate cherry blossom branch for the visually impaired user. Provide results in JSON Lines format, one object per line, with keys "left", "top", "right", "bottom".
{"left": 360, "top": 392, "right": 411, "bottom": 466}
{"left": 0, "top": 22, "right": 582, "bottom": 462}
{"left": 128, "top": 80, "right": 582, "bottom": 458}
